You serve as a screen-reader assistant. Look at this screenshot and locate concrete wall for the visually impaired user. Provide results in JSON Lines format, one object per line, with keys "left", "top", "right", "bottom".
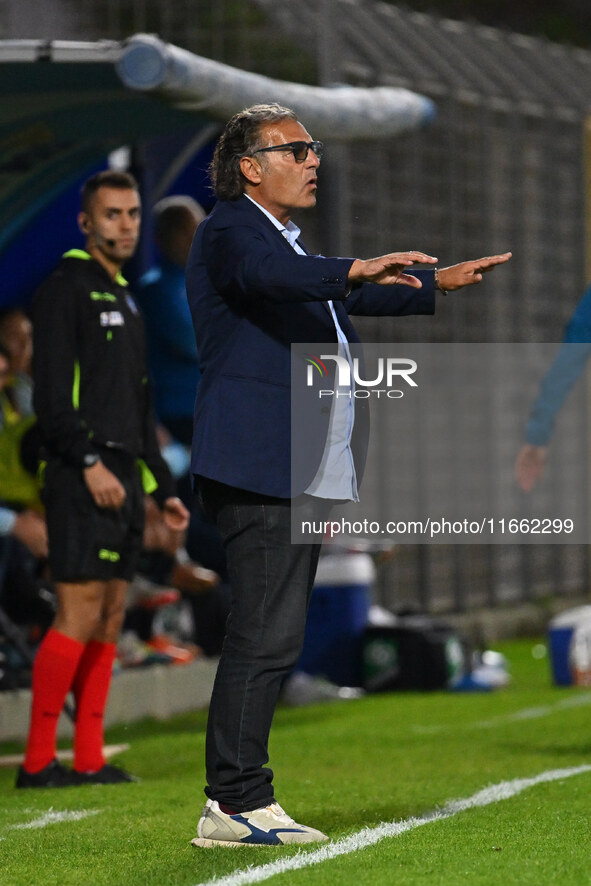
{"left": 0, "top": 656, "right": 218, "bottom": 742}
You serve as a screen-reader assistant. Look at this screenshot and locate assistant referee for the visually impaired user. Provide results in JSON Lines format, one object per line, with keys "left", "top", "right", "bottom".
{"left": 17, "top": 170, "right": 189, "bottom": 788}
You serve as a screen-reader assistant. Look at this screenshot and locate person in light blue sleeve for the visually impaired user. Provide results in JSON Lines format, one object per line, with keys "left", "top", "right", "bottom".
{"left": 515, "top": 283, "right": 591, "bottom": 492}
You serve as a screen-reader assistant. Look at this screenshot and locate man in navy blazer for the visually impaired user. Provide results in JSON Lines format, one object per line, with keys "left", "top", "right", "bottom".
{"left": 187, "top": 103, "right": 511, "bottom": 847}
{"left": 187, "top": 193, "right": 439, "bottom": 499}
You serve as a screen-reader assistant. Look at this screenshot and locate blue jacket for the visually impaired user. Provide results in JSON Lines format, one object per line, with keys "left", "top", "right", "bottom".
{"left": 186, "top": 195, "right": 436, "bottom": 497}
{"left": 526, "top": 283, "right": 591, "bottom": 445}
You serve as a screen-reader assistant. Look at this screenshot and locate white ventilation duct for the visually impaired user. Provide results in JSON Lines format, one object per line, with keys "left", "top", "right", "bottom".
{"left": 116, "top": 33, "right": 435, "bottom": 140}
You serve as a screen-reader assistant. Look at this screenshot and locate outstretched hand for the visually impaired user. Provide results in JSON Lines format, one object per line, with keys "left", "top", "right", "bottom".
{"left": 348, "top": 251, "right": 437, "bottom": 289}
{"left": 437, "top": 253, "right": 512, "bottom": 292}
{"left": 515, "top": 443, "right": 548, "bottom": 493}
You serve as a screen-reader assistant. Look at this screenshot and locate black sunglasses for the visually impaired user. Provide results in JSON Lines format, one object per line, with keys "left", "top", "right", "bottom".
{"left": 251, "top": 140, "right": 324, "bottom": 163}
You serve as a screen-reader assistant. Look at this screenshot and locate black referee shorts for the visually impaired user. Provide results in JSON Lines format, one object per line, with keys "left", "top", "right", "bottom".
{"left": 43, "top": 450, "right": 145, "bottom": 583}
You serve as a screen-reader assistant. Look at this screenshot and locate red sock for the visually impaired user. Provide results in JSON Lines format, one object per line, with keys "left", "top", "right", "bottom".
{"left": 72, "top": 640, "right": 116, "bottom": 773}
{"left": 23, "top": 629, "right": 85, "bottom": 773}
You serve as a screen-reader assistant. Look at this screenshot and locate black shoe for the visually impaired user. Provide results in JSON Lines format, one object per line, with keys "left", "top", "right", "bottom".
{"left": 16, "top": 759, "right": 80, "bottom": 789}
{"left": 74, "top": 763, "right": 138, "bottom": 784}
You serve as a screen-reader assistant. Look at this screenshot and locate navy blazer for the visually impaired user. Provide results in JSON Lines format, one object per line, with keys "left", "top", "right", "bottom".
{"left": 186, "top": 195, "right": 436, "bottom": 498}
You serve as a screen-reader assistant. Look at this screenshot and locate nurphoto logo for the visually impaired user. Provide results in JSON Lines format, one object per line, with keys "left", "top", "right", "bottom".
{"left": 305, "top": 353, "right": 418, "bottom": 399}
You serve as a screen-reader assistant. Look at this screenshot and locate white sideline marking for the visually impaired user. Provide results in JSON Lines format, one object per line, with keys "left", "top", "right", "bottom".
{"left": 194, "top": 765, "right": 591, "bottom": 886}
{"left": 412, "top": 692, "right": 591, "bottom": 735}
{"left": 2, "top": 808, "right": 100, "bottom": 838}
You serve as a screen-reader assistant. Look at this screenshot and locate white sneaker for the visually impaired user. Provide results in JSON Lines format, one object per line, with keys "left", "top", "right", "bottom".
{"left": 191, "top": 799, "right": 328, "bottom": 847}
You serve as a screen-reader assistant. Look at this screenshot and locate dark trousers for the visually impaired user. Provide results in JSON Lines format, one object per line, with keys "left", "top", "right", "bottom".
{"left": 199, "top": 478, "right": 328, "bottom": 812}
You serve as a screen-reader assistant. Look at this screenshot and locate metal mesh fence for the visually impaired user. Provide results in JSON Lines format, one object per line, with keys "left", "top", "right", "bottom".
{"left": 0, "top": 0, "right": 317, "bottom": 83}
{"left": 329, "top": 108, "right": 589, "bottom": 615}
{"left": 266, "top": 0, "right": 591, "bottom": 615}
{"left": 330, "top": 109, "right": 588, "bottom": 617}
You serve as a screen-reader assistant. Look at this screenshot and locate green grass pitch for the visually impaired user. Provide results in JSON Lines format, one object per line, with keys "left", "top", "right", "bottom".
{"left": 1, "top": 637, "right": 591, "bottom": 885}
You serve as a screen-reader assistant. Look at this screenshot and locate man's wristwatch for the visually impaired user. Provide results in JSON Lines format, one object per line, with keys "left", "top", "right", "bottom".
{"left": 83, "top": 453, "right": 101, "bottom": 468}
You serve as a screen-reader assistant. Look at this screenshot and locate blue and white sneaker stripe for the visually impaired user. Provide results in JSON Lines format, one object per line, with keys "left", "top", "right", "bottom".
{"left": 191, "top": 799, "right": 328, "bottom": 847}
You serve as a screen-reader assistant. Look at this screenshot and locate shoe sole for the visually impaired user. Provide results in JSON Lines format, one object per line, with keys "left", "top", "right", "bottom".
{"left": 76, "top": 777, "right": 138, "bottom": 785}
{"left": 191, "top": 837, "right": 261, "bottom": 848}
{"left": 191, "top": 835, "right": 328, "bottom": 848}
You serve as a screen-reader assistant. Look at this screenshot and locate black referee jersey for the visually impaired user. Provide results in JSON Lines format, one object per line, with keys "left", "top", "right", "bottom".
{"left": 32, "top": 250, "right": 174, "bottom": 504}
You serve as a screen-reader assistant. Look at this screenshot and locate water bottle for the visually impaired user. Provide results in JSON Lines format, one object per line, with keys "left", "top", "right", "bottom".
{"left": 569, "top": 623, "right": 591, "bottom": 686}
